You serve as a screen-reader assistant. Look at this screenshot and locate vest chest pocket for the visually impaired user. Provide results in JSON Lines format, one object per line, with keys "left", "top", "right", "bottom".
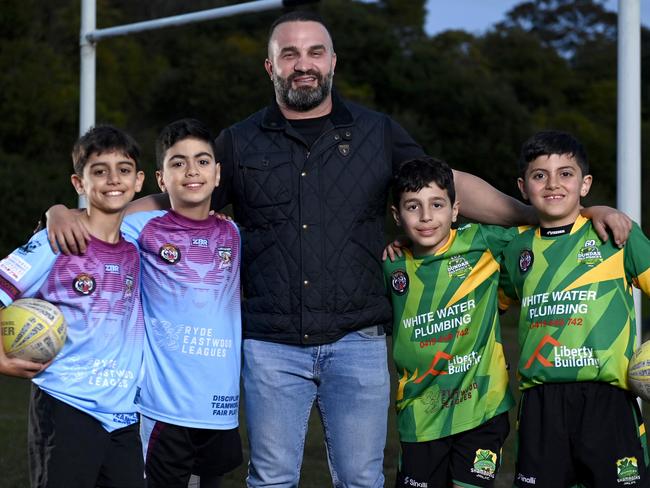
{"left": 240, "top": 152, "right": 292, "bottom": 208}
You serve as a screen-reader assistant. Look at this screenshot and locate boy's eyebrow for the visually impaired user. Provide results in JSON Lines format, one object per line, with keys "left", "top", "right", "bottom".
{"left": 168, "top": 151, "right": 214, "bottom": 161}
{"left": 88, "top": 159, "right": 135, "bottom": 167}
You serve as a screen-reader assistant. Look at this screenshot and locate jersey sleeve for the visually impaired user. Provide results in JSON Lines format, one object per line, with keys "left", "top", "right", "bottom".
{"left": 0, "top": 230, "right": 57, "bottom": 306}
{"left": 623, "top": 222, "right": 650, "bottom": 295}
{"left": 121, "top": 211, "right": 165, "bottom": 246}
{"left": 478, "top": 224, "right": 523, "bottom": 256}
{"left": 498, "top": 248, "right": 519, "bottom": 311}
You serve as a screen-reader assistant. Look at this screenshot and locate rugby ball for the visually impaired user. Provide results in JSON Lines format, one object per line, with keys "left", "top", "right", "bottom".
{"left": 1, "top": 298, "right": 67, "bottom": 363}
{"left": 628, "top": 341, "right": 650, "bottom": 402}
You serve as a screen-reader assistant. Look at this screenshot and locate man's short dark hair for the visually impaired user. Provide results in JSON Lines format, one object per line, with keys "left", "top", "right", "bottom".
{"left": 269, "top": 11, "right": 331, "bottom": 43}
{"left": 72, "top": 125, "right": 140, "bottom": 176}
{"left": 393, "top": 156, "right": 456, "bottom": 205}
{"left": 156, "top": 118, "right": 217, "bottom": 170}
{"left": 519, "top": 130, "right": 589, "bottom": 177}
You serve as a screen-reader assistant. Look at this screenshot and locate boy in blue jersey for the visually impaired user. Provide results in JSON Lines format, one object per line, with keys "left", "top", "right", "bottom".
{"left": 0, "top": 125, "right": 146, "bottom": 488}
{"left": 121, "top": 119, "right": 243, "bottom": 488}
{"left": 45, "top": 119, "right": 243, "bottom": 487}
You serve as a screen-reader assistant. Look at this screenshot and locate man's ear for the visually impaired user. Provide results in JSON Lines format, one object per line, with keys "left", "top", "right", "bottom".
{"left": 264, "top": 59, "right": 273, "bottom": 80}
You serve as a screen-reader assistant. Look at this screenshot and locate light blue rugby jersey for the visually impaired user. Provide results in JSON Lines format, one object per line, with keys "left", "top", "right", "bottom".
{"left": 0, "top": 231, "right": 144, "bottom": 432}
{"left": 122, "top": 210, "right": 242, "bottom": 429}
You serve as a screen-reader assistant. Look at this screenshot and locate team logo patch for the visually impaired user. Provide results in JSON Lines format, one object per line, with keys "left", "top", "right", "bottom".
{"left": 616, "top": 456, "right": 641, "bottom": 484}
{"left": 159, "top": 243, "right": 181, "bottom": 264}
{"left": 471, "top": 449, "right": 497, "bottom": 480}
{"left": 447, "top": 255, "right": 472, "bottom": 278}
{"left": 218, "top": 247, "right": 232, "bottom": 269}
{"left": 577, "top": 239, "right": 603, "bottom": 267}
{"left": 338, "top": 143, "right": 350, "bottom": 157}
{"left": 73, "top": 273, "right": 96, "bottom": 296}
{"left": 519, "top": 249, "right": 534, "bottom": 273}
{"left": 124, "top": 275, "right": 134, "bottom": 298}
{"left": 391, "top": 269, "right": 409, "bottom": 295}
{"left": 104, "top": 264, "right": 120, "bottom": 273}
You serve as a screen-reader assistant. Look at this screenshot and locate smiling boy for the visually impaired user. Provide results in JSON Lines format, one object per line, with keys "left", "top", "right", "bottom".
{"left": 500, "top": 130, "right": 650, "bottom": 488}
{"left": 384, "top": 156, "right": 517, "bottom": 488}
{"left": 0, "top": 126, "right": 146, "bottom": 488}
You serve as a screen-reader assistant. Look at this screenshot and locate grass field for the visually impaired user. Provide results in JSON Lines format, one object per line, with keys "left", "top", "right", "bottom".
{"left": 1, "top": 318, "right": 647, "bottom": 487}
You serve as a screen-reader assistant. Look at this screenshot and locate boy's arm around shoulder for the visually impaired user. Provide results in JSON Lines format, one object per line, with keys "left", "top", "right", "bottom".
{"left": 624, "top": 222, "right": 650, "bottom": 295}
{"left": 46, "top": 194, "right": 171, "bottom": 255}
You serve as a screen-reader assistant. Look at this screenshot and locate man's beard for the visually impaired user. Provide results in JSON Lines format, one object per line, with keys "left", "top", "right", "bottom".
{"left": 273, "top": 69, "right": 334, "bottom": 112}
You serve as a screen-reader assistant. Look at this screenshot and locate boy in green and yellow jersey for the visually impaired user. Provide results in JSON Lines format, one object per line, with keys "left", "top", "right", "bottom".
{"left": 500, "top": 130, "right": 650, "bottom": 488}
{"left": 384, "top": 156, "right": 517, "bottom": 488}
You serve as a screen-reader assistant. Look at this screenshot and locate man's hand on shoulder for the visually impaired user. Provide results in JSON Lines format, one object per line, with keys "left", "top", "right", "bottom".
{"left": 581, "top": 206, "right": 632, "bottom": 248}
{"left": 46, "top": 204, "right": 90, "bottom": 255}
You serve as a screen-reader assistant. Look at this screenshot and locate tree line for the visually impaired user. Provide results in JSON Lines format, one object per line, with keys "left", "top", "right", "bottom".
{"left": 0, "top": 0, "right": 648, "bottom": 256}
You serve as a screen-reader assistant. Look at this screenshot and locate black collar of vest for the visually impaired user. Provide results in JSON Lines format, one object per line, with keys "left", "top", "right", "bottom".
{"left": 261, "top": 87, "right": 354, "bottom": 130}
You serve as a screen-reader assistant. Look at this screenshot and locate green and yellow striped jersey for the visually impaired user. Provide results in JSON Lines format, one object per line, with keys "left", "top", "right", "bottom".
{"left": 384, "top": 223, "right": 516, "bottom": 442}
{"left": 500, "top": 216, "right": 650, "bottom": 391}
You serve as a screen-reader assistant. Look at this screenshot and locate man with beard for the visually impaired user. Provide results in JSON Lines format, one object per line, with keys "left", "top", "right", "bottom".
{"left": 210, "top": 11, "right": 527, "bottom": 488}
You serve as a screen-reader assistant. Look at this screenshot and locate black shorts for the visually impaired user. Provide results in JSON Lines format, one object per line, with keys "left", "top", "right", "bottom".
{"left": 28, "top": 385, "right": 144, "bottom": 488}
{"left": 141, "top": 416, "right": 242, "bottom": 488}
{"left": 515, "top": 382, "right": 649, "bottom": 488}
{"left": 395, "top": 412, "right": 510, "bottom": 488}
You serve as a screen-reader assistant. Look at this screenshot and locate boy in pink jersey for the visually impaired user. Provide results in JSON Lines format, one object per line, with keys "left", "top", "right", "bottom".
{"left": 0, "top": 126, "right": 146, "bottom": 488}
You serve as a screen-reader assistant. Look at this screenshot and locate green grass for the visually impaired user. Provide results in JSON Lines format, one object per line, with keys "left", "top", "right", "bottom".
{"left": 2, "top": 318, "right": 647, "bottom": 487}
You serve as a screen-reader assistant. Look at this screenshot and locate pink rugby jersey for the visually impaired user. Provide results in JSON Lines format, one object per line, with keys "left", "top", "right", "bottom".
{"left": 121, "top": 210, "right": 242, "bottom": 429}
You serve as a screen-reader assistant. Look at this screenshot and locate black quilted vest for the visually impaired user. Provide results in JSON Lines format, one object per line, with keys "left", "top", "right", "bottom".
{"left": 218, "top": 93, "right": 422, "bottom": 345}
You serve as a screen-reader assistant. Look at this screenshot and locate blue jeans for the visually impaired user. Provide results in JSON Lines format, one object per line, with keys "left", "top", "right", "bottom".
{"left": 243, "top": 329, "right": 390, "bottom": 488}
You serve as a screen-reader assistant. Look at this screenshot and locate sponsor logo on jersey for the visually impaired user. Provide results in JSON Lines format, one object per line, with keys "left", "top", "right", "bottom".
{"left": 391, "top": 269, "right": 409, "bottom": 295}
{"left": 447, "top": 255, "right": 472, "bottom": 278}
{"left": 192, "top": 238, "right": 209, "bottom": 248}
{"left": 104, "top": 264, "right": 120, "bottom": 273}
{"left": 519, "top": 249, "right": 534, "bottom": 273}
{"left": 577, "top": 239, "right": 603, "bottom": 267}
{"left": 159, "top": 243, "right": 181, "bottom": 264}
{"left": 17, "top": 240, "right": 41, "bottom": 255}
{"left": 616, "top": 456, "right": 641, "bottom": 484}
{"left": 471, "top": 449, "right": 497, "bottom": 479}
{"left": 124, "top": 275, "right": 134, "bottom": 298}
{"left": 218, "top": 247, "right": 232, "bottom": 269}
{"left": 516, "top": 473, "right": 537, "bottom": 485}
{"left": 0, "top": 253, "right": 32, "bottom": 282}
{"left": 113, "top": 412, "right": 138, "bottom": 425}
{"left": 402, "top": 476, "right": 428, "bottom": 487}
{"left": 524, "top": 335, "right": 600, "bottom": 369}
{"left": 73, "top": 273, "right": 96, "bottom": 295}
